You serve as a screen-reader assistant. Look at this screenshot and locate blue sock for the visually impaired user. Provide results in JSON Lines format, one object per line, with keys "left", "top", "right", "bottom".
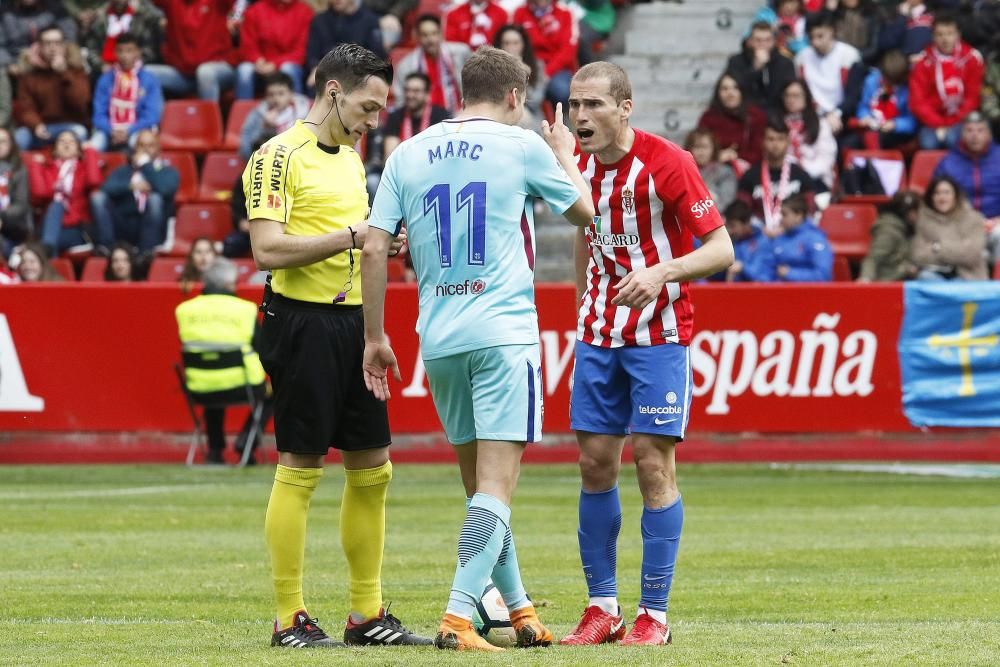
{"left": 447, "top": 493, "right": 509, "bottom": 620}
{"left": 639, "top": 495, "right": 683, "bottom": 612}
{"left": 578, "top": 486, "right": 622, "bottom": 598}
{"left": 466, "top": 497, "right": 531, "bottom": 611}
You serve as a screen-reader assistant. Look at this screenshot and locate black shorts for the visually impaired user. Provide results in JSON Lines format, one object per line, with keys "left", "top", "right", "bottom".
{"left": 259, "top": 294, "right": 391, "bottom": 455}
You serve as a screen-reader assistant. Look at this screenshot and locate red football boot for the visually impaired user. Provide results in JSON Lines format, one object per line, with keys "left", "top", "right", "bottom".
{"left": 620, "top": 608, "right": 672, "bottom": 646}
{"left": 559, "top": 605, "right": 626, "bottom": 645}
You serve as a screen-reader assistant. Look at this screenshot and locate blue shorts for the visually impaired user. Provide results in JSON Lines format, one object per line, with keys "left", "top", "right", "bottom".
{"left": 424, "top": 344, "right": 543, "bottom": 445}
{"left": 570, "top": 340, "right": 692, "bottom": 440}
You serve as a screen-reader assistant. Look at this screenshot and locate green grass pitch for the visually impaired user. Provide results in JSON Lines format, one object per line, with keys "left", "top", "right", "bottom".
{"left": 1, "top": 463, "right": 998, "bottom": 665}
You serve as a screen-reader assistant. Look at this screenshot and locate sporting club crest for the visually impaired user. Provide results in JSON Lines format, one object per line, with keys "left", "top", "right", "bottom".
{"left": 621, "top": 186, "right": 634, "bottom": 215}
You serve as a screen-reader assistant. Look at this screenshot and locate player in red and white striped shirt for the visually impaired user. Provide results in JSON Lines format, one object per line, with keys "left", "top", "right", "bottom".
{"left": 560, "top": 62, "right": 734, "bottom": 648}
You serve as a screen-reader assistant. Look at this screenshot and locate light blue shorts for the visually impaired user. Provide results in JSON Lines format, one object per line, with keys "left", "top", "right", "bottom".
{"left": 424, "top": 343, "right": 543, "bottom": 445}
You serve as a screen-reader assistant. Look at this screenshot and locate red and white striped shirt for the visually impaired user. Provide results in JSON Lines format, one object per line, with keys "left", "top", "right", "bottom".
{"left": 577, "top": 130, "right": 723, "bottom": 348}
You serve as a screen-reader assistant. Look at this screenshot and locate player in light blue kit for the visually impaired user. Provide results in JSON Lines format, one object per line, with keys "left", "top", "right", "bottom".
{"left": 360, "top": 47, "right": 594, "bottom": 652}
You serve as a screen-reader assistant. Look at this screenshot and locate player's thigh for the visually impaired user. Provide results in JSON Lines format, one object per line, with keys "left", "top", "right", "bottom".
{"left": 623, "top": 343, "right": 692, "bottom": 441}
{"left": 258, "top": 302, "right": 338, "bottom": 456}
{"left": 570, "top": 340, "right": 631, "bottom": 436}
{"left": 424, "top": 352, "right": 477, "bottom": 445}
{"left": 334, "top": 310, "right": 392, "bottom": 453}
{"left": 469, "top": 344, "right": 543, "bottom": 444}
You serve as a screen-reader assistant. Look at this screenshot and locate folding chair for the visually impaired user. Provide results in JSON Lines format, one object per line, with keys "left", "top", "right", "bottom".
{"left": 175, "top": 346, "right": 265, "bottom": 467}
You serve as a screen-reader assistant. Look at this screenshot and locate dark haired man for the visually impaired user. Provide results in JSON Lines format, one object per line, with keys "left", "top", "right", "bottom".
{"left": 381, "top": 72, "right": 450, "bottom": 159}
{"left": 737, "top": 117, "right": 825, "bottom": 228}
{"left": 725, "top": 21, "right": 797, "bottom": 108}
{"left": 90, "top": 33, "right": 163, "bottom": 152}
{"left": 794, "top": 11, "right": 864, "bottom": 135}
{"left": 910, "top": 13, "right": 984, "bottom": 149}
{"left": 393, "top": 14, "right": 470, "bottom": 114}
{"left": 243, "top": 43, "right": 427, "bottom": 649}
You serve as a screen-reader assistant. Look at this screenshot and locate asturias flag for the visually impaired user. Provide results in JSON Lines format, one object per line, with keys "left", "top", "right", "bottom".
{"left": 899, "top": 283, "right": 1000, "bottom": 427}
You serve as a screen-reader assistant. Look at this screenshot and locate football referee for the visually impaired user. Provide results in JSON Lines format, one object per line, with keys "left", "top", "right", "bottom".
{"left": 243, "top": 44, "right": 429, "bottom": 649}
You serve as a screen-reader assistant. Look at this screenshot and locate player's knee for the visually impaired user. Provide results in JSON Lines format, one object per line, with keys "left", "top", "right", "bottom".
{"left": 633, "top": 447, "right": 674, "bottom": 482}
{"left": 578, "top": 450, "right": 618, "bottom": 489}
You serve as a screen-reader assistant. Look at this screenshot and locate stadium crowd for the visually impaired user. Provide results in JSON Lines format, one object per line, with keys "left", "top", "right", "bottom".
{"left": 2, "top": 0, "right": 1000, "bottom": 286}
{"left": 696, "top": 0, "right": 1000, "bottom": 283}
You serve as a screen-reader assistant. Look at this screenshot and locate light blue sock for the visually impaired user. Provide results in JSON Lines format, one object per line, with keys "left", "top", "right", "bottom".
{"left": 578, "top": 486, "right": 622, "bottom": 597}
{"left": 639, "top": 495, "right": 683, "bottom": 613}
{"left": 464, "top": 497, "right": 531, "bottom": 611}
{"left": 447, "top": 493, "right": 510, "bottom": 620}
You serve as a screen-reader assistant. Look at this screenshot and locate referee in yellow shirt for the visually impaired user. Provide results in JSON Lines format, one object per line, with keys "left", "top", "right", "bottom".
{"left": 244, "top": 44, "right": 429, "bottom": 649}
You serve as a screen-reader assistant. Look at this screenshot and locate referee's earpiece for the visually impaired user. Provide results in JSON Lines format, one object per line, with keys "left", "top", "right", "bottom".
{"left": 328, "top": 88, "right": 350, "bottom": 137}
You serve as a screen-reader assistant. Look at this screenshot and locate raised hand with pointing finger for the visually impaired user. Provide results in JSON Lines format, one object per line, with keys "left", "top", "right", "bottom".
{"left": 541, "top": 102, "right": 577, "bottom": 160}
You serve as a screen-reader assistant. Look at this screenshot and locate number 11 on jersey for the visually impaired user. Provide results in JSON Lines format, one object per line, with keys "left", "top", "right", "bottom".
{"left": 423, "top": 181, "right": 488, "bottom": 268}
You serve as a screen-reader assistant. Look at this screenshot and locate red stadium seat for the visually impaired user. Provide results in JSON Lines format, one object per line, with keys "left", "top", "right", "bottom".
{"left": 160, "top": 150, "right": 198, "bottom": 204}
{"left": 198, "top": 151, "right": 245, "bottom": 202}
{"left": 841, "top": 150, "right": 907, "bottom": 205}
{"left": 174, "top": 203, "right": 231, "bottom": 244}
{"left": 159, "top": 100, "right": 223, "bottom": 153}
{"left": 97, "top": 152, "right": 128, "bottom": 178}
{"left": 909, "top": 150, "right": 948, "bottom": 195}
{"left": 223, "top": 100, "right": 258, "bottom": 151}
{"left": 819, "top": 203, "right": 878, "bottom": 260}
{"left": 994, "top": 260, "right": 1000, "bottom": 280}
{"left": 832, "top": 255, "right": 852, "bottom": 282}
{"left": 147, "top": 257, "right": 186, "bottom": 283}
{"left": 80, "top": 257, "right": 107, "bottom": 282}
{"left": 50, "top": 257, "right": 75, "bottom": 281}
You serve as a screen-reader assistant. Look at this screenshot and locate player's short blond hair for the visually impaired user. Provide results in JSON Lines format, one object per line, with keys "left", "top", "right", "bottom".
{"left": 461, "top": 46, "right": 530, "bottom": 106}
{"left": 572, "top": 62, "right": 632, "bottom": 105}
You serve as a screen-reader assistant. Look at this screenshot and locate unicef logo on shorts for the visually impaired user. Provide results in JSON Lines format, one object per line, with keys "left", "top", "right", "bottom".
{"left": 471, "top": 279, "right": 487, "bottom": 295}
{"left": 665, "top": 391, "right": 677, "bottom": 405}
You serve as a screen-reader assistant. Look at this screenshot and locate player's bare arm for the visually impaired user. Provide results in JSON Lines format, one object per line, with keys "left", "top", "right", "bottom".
{"left": 250, "top": 219, "right": 405, "bottom": 270}
{"left": 542, "top": 103, "right": 596, "bottom": 227}
{"left": 612, "top": 226, "right": 734, "bottom": 309}
{"left": 360, "top": 226, "right": 401, "bottom": 401}
{"left": 249, "top": 218, "right": 361, "bottom": 270}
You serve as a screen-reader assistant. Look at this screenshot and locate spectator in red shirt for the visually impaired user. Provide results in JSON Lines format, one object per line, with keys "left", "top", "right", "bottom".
{"left": 236, "top": 0, "right": 313, "bottom": 99}
{"left": 444, "top": 0, "right": 508, "bottom": 51}
{"left": 512, "top": 0, "right": 578, "bottom": 107}
{"left": 697, "top": 73, "right": 768, "bottom": 172}
{"left": 910, "top": 13, "right": 984, "bottom": 149}
{"left": 146, "top": 0, "right": 236, "bottom": 102}
{"left": 31, "top": 130, "right": 103, "bottom": 256}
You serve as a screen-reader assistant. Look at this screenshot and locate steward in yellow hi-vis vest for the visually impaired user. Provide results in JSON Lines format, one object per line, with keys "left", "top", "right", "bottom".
{"left": 175, "top": 293, "right": 265, "bottom": 393}
{"left": 243, "top": 45, "right": 427, "bottom": 647}
{"left": 174, "top": 258, "right": 272, "bottom": 465}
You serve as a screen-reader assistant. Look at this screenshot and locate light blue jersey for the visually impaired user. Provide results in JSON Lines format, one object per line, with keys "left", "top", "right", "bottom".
{"left": 369, "top": 117, "right": 580, "bottom": 360}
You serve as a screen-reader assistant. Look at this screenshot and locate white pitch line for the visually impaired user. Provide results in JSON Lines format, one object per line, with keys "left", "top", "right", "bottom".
{"left": 771, "top": 463, "right": 1000, "bottom": 479}
{"left": 0, "top": 483, "right": 239, "bottom": 501}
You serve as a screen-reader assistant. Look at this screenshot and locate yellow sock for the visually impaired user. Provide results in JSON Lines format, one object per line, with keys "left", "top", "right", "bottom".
{"left": 341, "top": 460, "right": 392, "bottom": 620}
{"left": 264, "top": 464, "right": 322, "bottom": 629}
